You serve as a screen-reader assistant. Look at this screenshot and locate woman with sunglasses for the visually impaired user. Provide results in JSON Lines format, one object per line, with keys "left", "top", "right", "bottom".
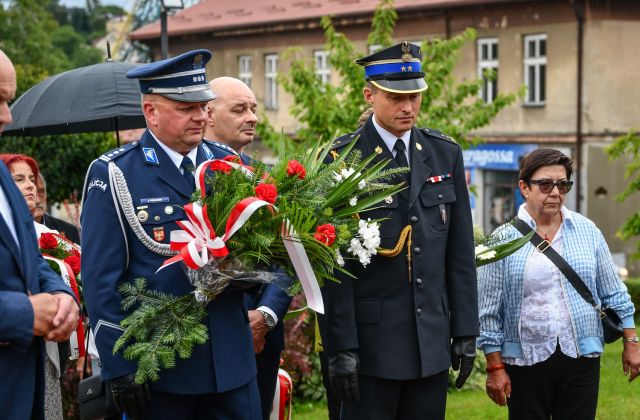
{"left": 477, "top": 148, "right": 640, "bottom": 419}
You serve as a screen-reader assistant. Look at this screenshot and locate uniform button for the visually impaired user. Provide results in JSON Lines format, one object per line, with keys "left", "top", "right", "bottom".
{"left": 414, "top": 247, "right": 421, "bottom": 254}
{"left": 417, "top": 307, "right": 422, "bottom": 316}
{"left": 154, "top": 215, "right": 161, "bottom": 221}
{"left": 416, "top": 278, "right": 423, "bottom": 286}
{"left": 410, "top": 216, "right": 418, "bottom": 223}
{"left": 438, "top": 193, "right": 444, "bottom": 200}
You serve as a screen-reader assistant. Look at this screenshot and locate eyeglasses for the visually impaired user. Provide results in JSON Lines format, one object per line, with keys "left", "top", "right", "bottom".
{"left": 529, "top": 179, "right": 573, "bottom": 194}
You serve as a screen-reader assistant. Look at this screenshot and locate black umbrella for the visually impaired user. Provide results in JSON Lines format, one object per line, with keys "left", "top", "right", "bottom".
{"left": 3, "top": 60, "right": 146, "bottom": 144}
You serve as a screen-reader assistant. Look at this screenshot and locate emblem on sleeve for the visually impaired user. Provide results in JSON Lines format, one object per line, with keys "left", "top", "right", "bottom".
{"left": 88, "top": 178, "right": 107, "bottom": 192}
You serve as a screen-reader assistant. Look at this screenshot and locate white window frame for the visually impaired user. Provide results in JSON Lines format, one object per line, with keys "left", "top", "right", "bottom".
{"left": 238, "top": 55, "right": 252, "bottom": 88}
{"left": 264, "top": 54, "right": 278, "bottom": 110}
{"left": 477, "top": 37, "right": 498, "bottom": 104}
{"left": 314, "top": 50, "right": 331, "bottom": 84}
{"left": 523, "top": 33, "right": 547, "bottom": 106}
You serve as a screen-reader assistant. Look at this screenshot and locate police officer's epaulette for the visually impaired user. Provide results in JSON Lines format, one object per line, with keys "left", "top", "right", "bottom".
{"left": 98, "top": 141, "right": 140, "bottom": 163}
{"left": 329, "top": 127, "right": 363, "bottom": 151}
{"left": 421, "top": 127, "right": 458, "bottom": 146}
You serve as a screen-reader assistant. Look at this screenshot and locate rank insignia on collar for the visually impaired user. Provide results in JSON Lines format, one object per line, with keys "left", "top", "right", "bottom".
{"left": 143, "top": 147, "right": 159, "bottom": 165}
{"left": 153, "top": 227, "right": 165, "bottom": 242}
{"left": 416, "top": 143, "right": 423, "bottom": 151}
{"left": 374, "top": 146, "right": 383, "bottom": 154}
{"left": 202, "top": 144, "right": 214, "bottom": 160}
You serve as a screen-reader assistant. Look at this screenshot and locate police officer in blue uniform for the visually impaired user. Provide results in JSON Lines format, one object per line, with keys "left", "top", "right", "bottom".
{"left": 81, "top": 50, "right": 261, "bottom": 419}
{"left": 319, "top": 42, "right": 479, "bottom": 419}
{"left": 204, "top": 76, "right": 293, "bottom": 419}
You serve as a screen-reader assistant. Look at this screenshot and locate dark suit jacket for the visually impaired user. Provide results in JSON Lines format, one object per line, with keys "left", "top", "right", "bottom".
{"left": 0, "top": 162, "right": 75, "bottom": 420}
{"left": 42, "top": 213, "right": 80, "bottom": 245}
{"left": 320, "top": 117, "right": 479, "bottom": 380}
{"left": 81, "top": 131, "right": 257, "bottom": 394}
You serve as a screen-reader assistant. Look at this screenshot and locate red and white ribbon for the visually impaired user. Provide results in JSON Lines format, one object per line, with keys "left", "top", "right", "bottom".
{"left": 269, "top": 368, "right": 293, "bottom": 420}
{"left": 160, "top": 198, "right": 274, "bottom": 271}
{"left": 195, "top": 159, "right": 254, "bottom": 199}
{"left": 42, "top": 255, "right": 85, "bottom": 359}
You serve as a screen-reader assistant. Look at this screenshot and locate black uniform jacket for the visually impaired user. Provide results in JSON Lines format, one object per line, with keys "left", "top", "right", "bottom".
{"left": 320, "top": 116, "right": 479, "bottom": 380}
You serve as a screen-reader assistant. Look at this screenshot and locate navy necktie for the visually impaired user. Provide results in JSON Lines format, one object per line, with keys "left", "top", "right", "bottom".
{"left": 394, "top": 139, "right": 410, "bottom": 185}
{"left": 181, "top": 156, "right": 196, "bottom": 189}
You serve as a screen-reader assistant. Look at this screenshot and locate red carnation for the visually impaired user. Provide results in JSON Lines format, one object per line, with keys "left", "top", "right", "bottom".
{"left": 64, "top": 255, "right": 81, "bottom": 275}
{"left": 223, "top": 155, "right": 241, "bottom": 163}
{"left": 286, "top": 160, "right": 306, "bottom": 179}
{"left": 39, "top": 233, "right": 59, "bottom": 250}
{"left": 255, "top": 183, "right": 278, "bottom": 204}
{"left": 314, "top": 224, "right": 336, "bottom": 246}
{"left": 71, "top": 248, "right": 81, "bottom": 258}
{"left": 210, "top": 160, "right": 233, "bottom": 174}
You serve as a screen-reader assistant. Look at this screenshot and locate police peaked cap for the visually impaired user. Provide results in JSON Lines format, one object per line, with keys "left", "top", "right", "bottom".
{"left": 356, "top": 41, "right": 428, "bottom": 93}
{"left": 126, "top": 49, "right": 217, "bottom": 103}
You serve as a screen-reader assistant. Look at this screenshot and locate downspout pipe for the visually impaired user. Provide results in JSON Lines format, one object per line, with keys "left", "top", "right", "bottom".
{"left": 573, "top": 0, "right": 585, "bottom": 213}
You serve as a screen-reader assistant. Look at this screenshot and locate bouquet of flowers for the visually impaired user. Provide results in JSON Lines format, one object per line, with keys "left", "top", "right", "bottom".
{"left": 474, "top": 220, "right": 534, "bottom": 267}
{"left": 38, "top": 230, "right": 85, "bottom": 358}
{"left": 115, "top": 139, "right": 407, "bottom": 383}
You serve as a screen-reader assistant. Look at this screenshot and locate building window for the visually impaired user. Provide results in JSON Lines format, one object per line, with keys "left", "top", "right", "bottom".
{"left": 314, "top": 50, "right": 331, "bottom": 84}
{"left": 523, "top": 34, "right": 547, "bottom": 105}
{"left": 265, "top": 54, "right": 278, "bottom": 110}
{"left": 477, "top": 38, "right": 498, "bottom": 103}
{"left": 238, "top": 55, "right": 252, "bottom": 87}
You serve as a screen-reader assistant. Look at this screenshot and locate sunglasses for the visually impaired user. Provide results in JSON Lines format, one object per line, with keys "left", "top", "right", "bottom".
{"left": 529, "top": 179, "right": 573, "bottom": 194}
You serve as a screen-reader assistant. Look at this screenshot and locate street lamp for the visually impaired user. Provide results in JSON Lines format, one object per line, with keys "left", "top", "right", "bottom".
{"left": 160, "top": 0, "right": 185, "bottom": 59}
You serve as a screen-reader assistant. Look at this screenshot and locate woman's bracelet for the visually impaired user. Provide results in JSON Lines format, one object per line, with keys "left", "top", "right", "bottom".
{"left": 486, "top": 363, "right": 505, "bottom": 373}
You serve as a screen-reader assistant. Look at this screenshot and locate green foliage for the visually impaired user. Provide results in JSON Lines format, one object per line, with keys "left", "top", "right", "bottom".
{"left": 605, "top": 129, "right": 640, "bottom": 259}
{"left": 200, "top": 139, "right": 404, "bottom": 286}
{"left": 257, "top": 0, "right": 519, "bottom": 153}
{"left": 0, "top": 133, "right": 116, "bottom": 203}
{"left": 448, "top": 351, "right": 486, "bottom": 391}
{"left": 624, "top": 278, "right": 640, "bottom": 323}
{"left": 0, "top": 0, "right": 69, "bottom": 96}
{"left": 474, "top": 221, "right": 534, "bottom": 267}
{"left": 114, "top": 278, "right": 209, "bottom": 384}
{"left": 298, "top": 351, "right": 326, "bottom": 401}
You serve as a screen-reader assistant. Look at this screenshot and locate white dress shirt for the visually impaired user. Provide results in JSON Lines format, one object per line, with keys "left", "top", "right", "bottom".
{"left": 372, "top": 115, "right": 411, "bottom": 165}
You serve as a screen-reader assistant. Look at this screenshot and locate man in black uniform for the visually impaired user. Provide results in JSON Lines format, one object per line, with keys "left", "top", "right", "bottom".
{"left": 320, "top": 41, "right": 478, "bottom": 419}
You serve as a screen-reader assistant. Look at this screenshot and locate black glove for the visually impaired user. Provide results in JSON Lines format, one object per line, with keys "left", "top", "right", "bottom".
{"left": 327, "top": 350, "right": 360, "bottom": 403}
{"left": 109, "top": 373, "right": 150, "bottom": 419}
{"left": 451, "top": 336, "right": 477, "bottom": 389}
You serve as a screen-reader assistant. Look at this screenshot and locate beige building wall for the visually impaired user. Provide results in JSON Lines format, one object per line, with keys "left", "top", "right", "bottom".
{"left": 582, "top": 20, "right": 640, "bottom": 134}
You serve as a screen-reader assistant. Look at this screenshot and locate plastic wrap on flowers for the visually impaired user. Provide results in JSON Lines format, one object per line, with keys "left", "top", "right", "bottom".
{"left": 185, "top": 258, "right": 288, "bottom": 303}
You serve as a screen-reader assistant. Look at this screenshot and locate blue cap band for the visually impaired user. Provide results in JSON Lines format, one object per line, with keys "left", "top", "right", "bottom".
{"left": 364, "top": 61, "right": 422, "bottom": 78}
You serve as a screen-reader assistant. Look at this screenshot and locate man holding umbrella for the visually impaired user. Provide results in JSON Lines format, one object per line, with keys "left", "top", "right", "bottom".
{"left": 81, "top": 49, "right": 261, "bottom": 419}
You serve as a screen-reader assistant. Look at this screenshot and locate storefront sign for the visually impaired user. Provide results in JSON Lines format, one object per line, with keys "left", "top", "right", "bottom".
{"left": 463, "top": 144, "right": 538, "bottom": 170}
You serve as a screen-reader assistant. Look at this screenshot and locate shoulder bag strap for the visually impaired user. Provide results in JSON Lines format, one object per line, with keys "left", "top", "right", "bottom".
{"left": 513, "top": 217, "right": 601, "bottom": 311}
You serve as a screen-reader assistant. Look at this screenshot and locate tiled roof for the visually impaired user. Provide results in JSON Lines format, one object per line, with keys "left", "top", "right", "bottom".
{"left": 130, "top": 0, "right": 509, "bottom": 40}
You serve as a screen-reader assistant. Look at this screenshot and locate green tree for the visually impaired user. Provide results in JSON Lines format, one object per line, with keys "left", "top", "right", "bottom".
{"left": 0, "top": 0, "right": 69, "bottom": 96}
{"left": 257, "top": 0, "right": 519, "bottom": 153}
{"left": 1, "top": 0, "right": 113, "bottom": 204}
{"left": 0, "top": 133, "right": 117, "bottom": 203}
{"left": 605, "top": 129, "right": 640, "bottom": 259}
